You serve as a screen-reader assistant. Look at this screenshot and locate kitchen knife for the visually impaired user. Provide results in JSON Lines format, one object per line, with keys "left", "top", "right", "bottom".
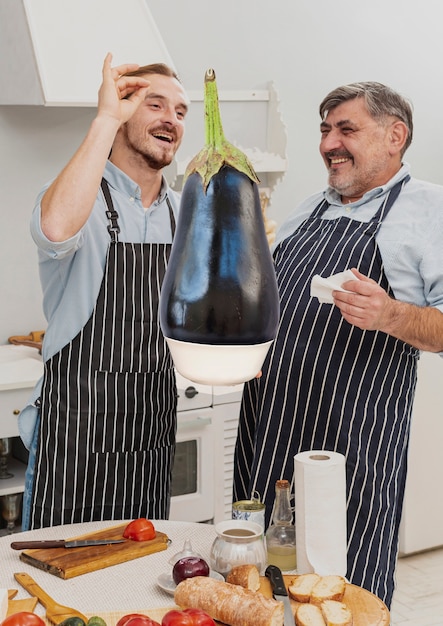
{"left": 265, "top": 564, "right": 294, "bottom": 626}
{"left": 10, "top": 539, "right": 126, "bottom": 549}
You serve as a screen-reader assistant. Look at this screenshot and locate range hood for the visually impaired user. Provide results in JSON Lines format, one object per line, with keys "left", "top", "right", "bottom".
{"left": 0, "top": 0, "right": 175, "bottom": 106}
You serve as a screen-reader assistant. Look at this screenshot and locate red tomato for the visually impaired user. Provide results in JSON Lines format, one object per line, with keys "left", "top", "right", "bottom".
{"left": 181, "top": 609, "right": 216, "bottom": 626}
{"left": 161, "top": 609, "right": 215, "bottom": 626}
{"left": 122, "top": 518, "right": 156, "bottom": 541}
{"left": 161, "top": 611, "right": 191, "bottom": 626}
{"left": 1, "top": 613, "right": 46, "bottom": 626}
{"left": 116, "top": 614, "right": 160, "bottom": 626}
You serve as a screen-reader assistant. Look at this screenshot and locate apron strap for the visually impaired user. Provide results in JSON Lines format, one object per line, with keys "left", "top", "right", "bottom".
{"left": 370, "top": 174, "right": 410, "bottom": 224}
{"left": 101, "top": 178, "right": 177, "bottom": 241}
{"left": 165, "top": 195, "right": 176, "bottom": 238}
{"left": 100, "top": 179, "right": 120, "bottom": 243}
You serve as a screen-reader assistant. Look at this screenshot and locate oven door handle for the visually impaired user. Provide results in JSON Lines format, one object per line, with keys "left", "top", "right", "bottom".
{"left": 177, "top": 416, "right": 212, "bottom": 430}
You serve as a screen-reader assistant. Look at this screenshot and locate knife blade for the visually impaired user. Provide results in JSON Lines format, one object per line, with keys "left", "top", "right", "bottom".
{"left": 10, "top": 539, "right": 126, "bottom": 550}
{"left": 265, "top": 564, "right": 294, "bottom": 626}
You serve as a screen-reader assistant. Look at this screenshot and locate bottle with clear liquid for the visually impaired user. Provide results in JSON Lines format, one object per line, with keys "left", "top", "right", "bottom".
{"left": 266, "top": 479, "right": 297, "bottom": 571}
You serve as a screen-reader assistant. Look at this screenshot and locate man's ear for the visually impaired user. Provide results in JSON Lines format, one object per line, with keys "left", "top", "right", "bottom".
{"left": 389, "top": 120, "right": 409, "bottom": 155}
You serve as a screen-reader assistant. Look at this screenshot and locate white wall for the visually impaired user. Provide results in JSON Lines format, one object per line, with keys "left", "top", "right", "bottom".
{"left": 1, "top": 0, "right": 443, "bottom": 342}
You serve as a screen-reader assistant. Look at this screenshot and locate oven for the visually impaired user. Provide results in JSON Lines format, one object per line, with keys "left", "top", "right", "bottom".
{"left": 169, "top": 372, "right": 243, "bottom": 524}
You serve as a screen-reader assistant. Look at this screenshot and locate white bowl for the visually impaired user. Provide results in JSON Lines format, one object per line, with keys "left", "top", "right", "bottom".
{"left": 165, "top": 338, "right": 273, "bottom": 386}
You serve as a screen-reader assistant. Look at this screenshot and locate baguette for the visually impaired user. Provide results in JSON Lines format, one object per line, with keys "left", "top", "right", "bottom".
{"left": 174, "top": 575, "right": 284, "bottom": 626}
{"left": 310, "top": 575, "right": 346, "bottom": 605}
{"left": 226, "top": 564, "right": 260, "bottom": 591}
{"left": 320, "top": 600, "right": 352, "bottom": 626}
{"left": 295, "top": 603, "right": 325, "bottom": 626}
{"left": 288, "top": 573, "right": 321, "bottom": 602}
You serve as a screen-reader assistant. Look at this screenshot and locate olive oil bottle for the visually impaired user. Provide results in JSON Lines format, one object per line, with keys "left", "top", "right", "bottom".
{"left": 266, "top": 479, "right": 297, "bottom": 571}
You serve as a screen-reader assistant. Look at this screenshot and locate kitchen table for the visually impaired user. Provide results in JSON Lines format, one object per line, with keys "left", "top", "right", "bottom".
{"left": 1, "top": 520, "right": 219, "bottom": 617}
{"left": 1, "top": 521, "right": 389, "bottom": 626}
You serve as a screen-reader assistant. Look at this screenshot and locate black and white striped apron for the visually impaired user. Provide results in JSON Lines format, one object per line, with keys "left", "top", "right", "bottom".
{"left": 29, "top": 179, "right": 177, "bottom": 528}
{"left": 233, "top": 176, "right": 418, "bottom": 607}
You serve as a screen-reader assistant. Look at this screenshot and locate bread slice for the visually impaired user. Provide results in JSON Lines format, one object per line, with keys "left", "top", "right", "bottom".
{"left": 226, "top": 564, "right": 260, "bottom": 591}
{"left": 288, "top": 573, "right": 322, "bottom": 602}
{"left": 310, "top": 575, "right": 346, "bottom": 605}
{"left": 295, "top": 603, "right": 325, "bottom": 626}
{"left": 321, "top": 600, "right": 353, "bottom": 626}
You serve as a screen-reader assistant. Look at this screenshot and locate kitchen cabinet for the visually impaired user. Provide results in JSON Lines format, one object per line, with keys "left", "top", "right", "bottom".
{"left": 170, "top": 373, "right": 243, "bottom": 524}
{"left": 0, "top": 345, "right": 43, "bottom": 499}
{"left": 399, "top": 351, "right": 443, "bottom": 555}
{"left": 211, "top": 389, "right": 244, "bottom": 524}
{"left": 0, "top": 388, "right": 32, "bottom": 439}
{"left": 0, "top": 0, "right": 174, "bottom": 106}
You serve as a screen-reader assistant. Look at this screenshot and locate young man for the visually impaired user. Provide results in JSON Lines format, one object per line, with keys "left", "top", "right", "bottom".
{"left": 20, "top": 54, "right": 189, "bottom": 529}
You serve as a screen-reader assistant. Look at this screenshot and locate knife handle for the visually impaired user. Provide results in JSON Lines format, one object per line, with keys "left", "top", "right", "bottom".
{"left": 265, "top": 564, "right": 288, "bottom": 596}
{"left": 11, "top": 540, "right": 66, "bottom": 550}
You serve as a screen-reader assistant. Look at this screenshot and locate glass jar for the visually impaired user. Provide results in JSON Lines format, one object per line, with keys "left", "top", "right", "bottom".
{"left": 209, "top": 519, "right": 267, "bottom": 577}
{"left": 266, "top": 479, "right": 297, "bottom": 571}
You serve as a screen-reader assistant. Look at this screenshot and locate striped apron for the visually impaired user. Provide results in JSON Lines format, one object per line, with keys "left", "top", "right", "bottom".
{"left": 29, "top": 179, "right": 177, "bottom": 529}
{"left": 233, "top": 176, "right": 418, "bottom": 607}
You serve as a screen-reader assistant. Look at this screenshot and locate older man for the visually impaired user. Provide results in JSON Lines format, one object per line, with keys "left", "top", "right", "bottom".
{"left": 234, "top": 81, "right": 443, "bottom": 607}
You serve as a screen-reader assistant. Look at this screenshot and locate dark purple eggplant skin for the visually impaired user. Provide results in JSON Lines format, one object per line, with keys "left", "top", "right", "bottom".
{"left": 160, "top": 165, "right": 279, "bottom": 345}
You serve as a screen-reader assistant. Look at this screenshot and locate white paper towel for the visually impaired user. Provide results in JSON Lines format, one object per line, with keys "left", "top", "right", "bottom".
{"left": 310, "top": 269, "right": 357, "bottom": 304}
{"left": 294, "top": 450, "right": 347, "bottom": 576}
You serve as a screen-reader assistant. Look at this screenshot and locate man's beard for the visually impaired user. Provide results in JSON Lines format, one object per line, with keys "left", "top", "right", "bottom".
{"left": 140, "top": 151, "right": 172, "bottom": 170}
{"left": 325, "top": 149, "right": 391, "bottom": 198}
{"left": 124, "top": 124, "right": 176, "bottom": 170}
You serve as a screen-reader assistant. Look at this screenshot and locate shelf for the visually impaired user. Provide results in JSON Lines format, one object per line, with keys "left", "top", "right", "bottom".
{"left": 0, "top": 457, "right": 26, "bottom": 496}
{"left": 166, "top": 83, "right": 287, "bottom": 202}
{"left": 175, "top": 147, "right": 287, "bottom": 177}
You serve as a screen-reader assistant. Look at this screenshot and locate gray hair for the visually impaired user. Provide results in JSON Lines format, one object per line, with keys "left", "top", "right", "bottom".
{"left": 319, "top": 82, "right": 413, "bottom": 155}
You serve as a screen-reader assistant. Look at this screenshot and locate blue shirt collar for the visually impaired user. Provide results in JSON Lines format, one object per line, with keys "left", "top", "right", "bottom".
{"left": 324, "top": 162, "right": 411, "bottom": 208}
{"left": 104, "top": 160, "right": 168, "bottom": 205}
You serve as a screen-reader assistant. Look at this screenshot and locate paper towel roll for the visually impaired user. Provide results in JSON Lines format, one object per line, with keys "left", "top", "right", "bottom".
{"left": 294, "top": 450, "right": 347, "bottom": 576}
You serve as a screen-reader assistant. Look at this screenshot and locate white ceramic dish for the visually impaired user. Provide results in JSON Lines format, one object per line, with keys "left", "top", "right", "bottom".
{"left": 157, "top": 571, "right": 224, "bottom": 595}
{"left": 165, "top": 338, "right": 273, "bottom": 385}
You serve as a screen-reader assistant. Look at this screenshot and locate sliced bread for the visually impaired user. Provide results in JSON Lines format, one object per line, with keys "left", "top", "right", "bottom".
{"left": 288, "top": 573, "right": 322, "bottom": 602}
{"left": 320, "top": 600, "right": 353, "bottom": 626}
{"left": 295, "top": 603, "right": 325, "bottom": 626}
{"left": 310, "top": 575, "right": 346, "bottom": 605}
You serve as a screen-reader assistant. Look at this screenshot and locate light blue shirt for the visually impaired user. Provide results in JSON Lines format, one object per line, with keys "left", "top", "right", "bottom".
{"left": 20, "top": 161, "right": 180, "bottom": 449}
{"left": 30, "top": 160, "right": 181, "bottom": 360}
{"left": 275, "top": 163, "right": 443, "bottom": 312}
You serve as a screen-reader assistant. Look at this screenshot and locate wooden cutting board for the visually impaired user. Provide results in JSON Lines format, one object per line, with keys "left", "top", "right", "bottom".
{"left": 17, "top": 523, "right": 169, "bottom": 580}
{"left": 260, "top": 574, "right": 390, "bottom": 626}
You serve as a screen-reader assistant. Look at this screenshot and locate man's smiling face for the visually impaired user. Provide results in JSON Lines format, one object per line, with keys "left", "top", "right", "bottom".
{"left": 122, "top": 73, "right": 188, "bottom": 170}
{"left": 319, "top": 98, "right": 399, "bottom": 203}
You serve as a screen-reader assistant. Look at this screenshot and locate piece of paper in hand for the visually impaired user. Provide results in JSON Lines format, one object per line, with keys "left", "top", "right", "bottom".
{"left": 310, "top": 269, "right": 357, "bottom": 304}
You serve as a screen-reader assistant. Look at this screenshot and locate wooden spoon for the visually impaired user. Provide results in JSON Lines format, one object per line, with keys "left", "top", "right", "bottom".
{"left": 14, "top": 572, "right": 88, "bottom": 624}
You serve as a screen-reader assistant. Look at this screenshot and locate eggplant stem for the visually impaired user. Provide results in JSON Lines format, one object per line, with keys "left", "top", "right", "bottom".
{"left": 183, "top": 68, "right": 260, "bottom": 191}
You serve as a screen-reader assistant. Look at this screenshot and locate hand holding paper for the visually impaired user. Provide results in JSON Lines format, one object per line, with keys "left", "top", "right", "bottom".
{"left": 310, "top": 269, "right": 358, "bottom": 304}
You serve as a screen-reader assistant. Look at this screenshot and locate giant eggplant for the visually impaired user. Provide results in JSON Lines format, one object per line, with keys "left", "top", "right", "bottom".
{"left": 160, "top": 69, "right": 279, "bottom": 385}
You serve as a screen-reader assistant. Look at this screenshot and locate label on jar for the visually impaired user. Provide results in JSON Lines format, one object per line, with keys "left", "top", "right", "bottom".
{"left": 232, "top": 496, "right": 265, "bottom": 530}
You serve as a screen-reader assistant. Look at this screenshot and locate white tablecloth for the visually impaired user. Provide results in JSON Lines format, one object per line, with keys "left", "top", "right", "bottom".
{"left": 1, "top": 520, "right": 218, "bottom": 617}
